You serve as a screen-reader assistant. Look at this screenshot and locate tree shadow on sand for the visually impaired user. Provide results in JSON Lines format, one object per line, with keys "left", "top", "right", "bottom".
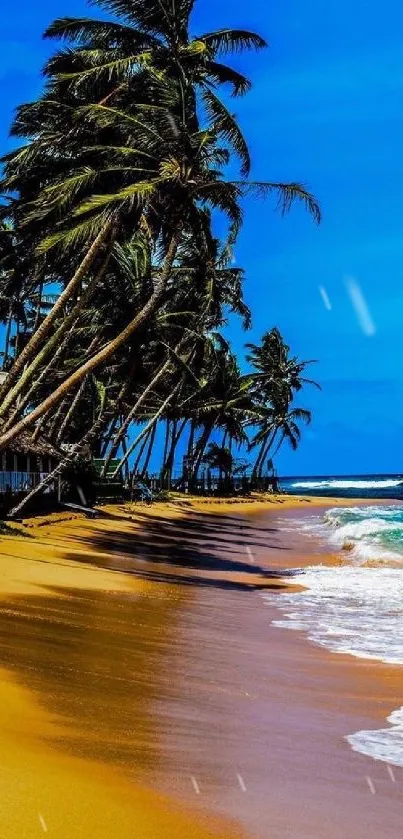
{"left": 61, "top": 507, "right": 297, "bottom": 592}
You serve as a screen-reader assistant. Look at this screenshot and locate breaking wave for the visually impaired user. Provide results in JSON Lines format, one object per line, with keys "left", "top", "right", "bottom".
{"left": 264, "top": 504, "right": 403, "bottom": 766}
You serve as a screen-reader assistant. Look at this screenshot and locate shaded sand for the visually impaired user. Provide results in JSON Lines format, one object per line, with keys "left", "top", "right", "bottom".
{"left": 0, "top": 496, "right": 402, "bottom": 838}
{"left": 0, "top": 502, "right": 251, "bottom": 839}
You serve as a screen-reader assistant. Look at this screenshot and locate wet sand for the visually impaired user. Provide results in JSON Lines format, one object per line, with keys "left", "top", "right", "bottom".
{"left": 0, "top": 496, "right": 402, "bottom": 837}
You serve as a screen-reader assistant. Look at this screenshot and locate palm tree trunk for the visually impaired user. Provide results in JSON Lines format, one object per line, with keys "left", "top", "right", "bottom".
{"left": 47, "top": 398, "right": 70, "bottom": 442}
{"left": 2, "top": 305, "right": 13, "bottom": 371}
{"left": 252, "top": 435, "right": 269, "bottom": 480}
{"left": 33, "top": 280, "right": 44, "bottom": 332}
{"left": 270, "top": 431, "right": 285, "bottom": 460}
{"left": 111, "top": 383, "right": 181, "bottom": 479}
{"left": 192, "top": 418, "right": 215, "bottom": 481}
{"left": 101, "top": 416, "right": 120, "bottom": 460}
{"left": 161, "top": 420, "right": 171, "bottom": 480}
{"left": 100, "top": 346, "right": 180, "bottom": 477}
{"left": 162, "top": 418, "right": 178, "bottom": 487}
{"left": 99, "top": 354, "right": 136, "bottom": 458}
{"left": 257, "top": 430, "right": 277, "bottom": 479}
{"left": 0, "top": 252, "right": 111, "bottom": 422}
{"left": 0, "top": 220, "right": 114, "bottom": 411}
{"left": 31, "top": 410, "right": 51, "bottom": 444}
{"left": 0, "top": 229, "right": 182, "bottom": 453}
{"left": 187, "top": 418, "right": 196, "bottom": 459}
{"left": 3, "top": 318, "right": 80, "bottom": 432}
{"left": 132, "top": 428, "right": 151, "bottom": 476}
{"left": 8, "top": 399, "right": 110, "bottom": 518}
{"left": 140, "top": 422, "right": 156, "bottom": 478}
{"left": 121, "top": 434, "right": 130, "bottom": 482}
{"left": 165, "top": 417, "right": 186, "bottom": 476}
{"left": 55, "top": 378, "right": 87, "bottom": 446}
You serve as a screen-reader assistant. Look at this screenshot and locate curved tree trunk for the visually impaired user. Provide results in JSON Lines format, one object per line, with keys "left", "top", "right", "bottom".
{"left": 99, "top": 353, "right": 137, "bottom": 458}
{"left": 100, "top": 350, "right": 177, "bottom": 477}
{"left": 252, "top": 429, "right": 273, "bottom": 480}
{"left": 3, "top": 317, "right": 82, "bottom": 432}
{"left": 111, "top": 383, "right": 181, "bottom": 479}
{"left": 0, "top": 229, "right": 182, "bottom": 453}
{"left": 8, "top": 398, "right": 111, "bottom": 518}
{"left": 0, "top": 252, "right": 111, "bottom": 422}
{"left": 121, "top": 434, "right": 130, "bottom": 482}
{"left": 55, "top": 378, "right": 87, "bottom": 446}
{"left": 0, "top": 219, "right": 114, "bottom": 412}
{"left": 47, "top": 398, "right": 70, "bottom": 442}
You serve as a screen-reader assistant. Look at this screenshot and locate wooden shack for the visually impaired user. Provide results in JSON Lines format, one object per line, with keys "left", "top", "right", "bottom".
{"left": 0, "top": 430, "right": 60, "bottom": 497}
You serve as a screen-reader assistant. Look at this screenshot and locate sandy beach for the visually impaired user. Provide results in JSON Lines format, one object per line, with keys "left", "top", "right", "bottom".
{"left": 0, "top": 495, "right": 402, "bottom": 838}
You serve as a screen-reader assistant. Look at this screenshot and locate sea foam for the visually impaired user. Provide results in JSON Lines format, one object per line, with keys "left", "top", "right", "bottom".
{"left": 346, "top": 707, "right": 403, "bottom": 768}
{"left": 291, "top": 479, "right": 402, "bottom": 490}
{"left": 265, "top": 504, "right": 403, "bottom": 767}
{"left": 268, "top": 565, "right": 403, "bottom": 664}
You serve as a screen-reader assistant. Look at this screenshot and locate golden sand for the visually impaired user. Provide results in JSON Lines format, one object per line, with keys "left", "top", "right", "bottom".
{"left": 0, "top": 500, "right": 255, "bottom": 839}
{"left": 0, "top": 494, "right": 401, "bottom": 839}
{"left": 0, "top": 668, "right": 231, "bottom": 838}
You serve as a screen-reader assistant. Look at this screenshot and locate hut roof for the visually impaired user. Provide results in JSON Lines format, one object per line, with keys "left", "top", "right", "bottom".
{"left": 8, "top": 430, "right": 61, "bottom": 460}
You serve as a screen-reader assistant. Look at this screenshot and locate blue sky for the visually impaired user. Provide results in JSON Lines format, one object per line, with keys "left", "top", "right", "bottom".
{"left": 2, "top": 0, "right": 403, "bottom": 475}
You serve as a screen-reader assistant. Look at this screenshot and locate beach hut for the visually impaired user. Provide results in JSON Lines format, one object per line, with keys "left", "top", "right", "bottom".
{"left": 0, "top": 430, "right": 60, "bottom": 497}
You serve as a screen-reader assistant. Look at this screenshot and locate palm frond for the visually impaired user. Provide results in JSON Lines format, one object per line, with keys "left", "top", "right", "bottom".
{"left": 57, "top": 52, "right": 153, "bottom": 86}
{"left": 201, "top": 29, "right": 267, "bottom": 55}
{"left": 236, "top": 181, "right": 322, "bottom": 224}
{"left": 74, "top": 180, "right": 158, "bottom": 215}
{"left": 202, "top": 88, "right": 250, "bottom": 177}
{"left": 44, "top": 16, "right": 158, "bottom": 49}
{"left": 204, "top": 61, "right": 252, "bottom": 96}
{"left": 37, "top": 212, "right": 110, "bottom": 253}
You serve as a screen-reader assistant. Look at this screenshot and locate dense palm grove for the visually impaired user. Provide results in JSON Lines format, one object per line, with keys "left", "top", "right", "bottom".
{"left": 0, "top": 0, "right": 320, "bottom": 512}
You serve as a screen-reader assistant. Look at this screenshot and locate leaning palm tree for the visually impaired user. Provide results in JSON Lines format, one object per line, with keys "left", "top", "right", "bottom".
{"left": 0, "top": 0, "right": 321, "bottom": 490}
{"left": 0, "top": 0, "right": 266, "bottom": 392}
{"left": 0, "top": 123, "right": 319, "bottom": 452}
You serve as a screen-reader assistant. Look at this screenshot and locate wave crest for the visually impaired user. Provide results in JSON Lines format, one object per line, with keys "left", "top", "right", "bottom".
{"left": 346, "top": 707, "right": 403, "bottom": 768}
{"left": 291, "top": 479, "right": 402, "bottom": 490}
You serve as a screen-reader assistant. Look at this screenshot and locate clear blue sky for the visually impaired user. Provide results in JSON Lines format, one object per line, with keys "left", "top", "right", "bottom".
{"left": 2, "top": 0, "right": 403, "bottom": 476}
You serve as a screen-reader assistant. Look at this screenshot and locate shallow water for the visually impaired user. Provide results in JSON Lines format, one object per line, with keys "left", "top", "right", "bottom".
{"left": 265, "top": 504, "right": 403, "bottom": 767}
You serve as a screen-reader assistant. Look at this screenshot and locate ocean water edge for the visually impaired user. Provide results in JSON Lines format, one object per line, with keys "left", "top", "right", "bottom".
{"left": 265, "top": 478, "right": 403, "bottom": 768}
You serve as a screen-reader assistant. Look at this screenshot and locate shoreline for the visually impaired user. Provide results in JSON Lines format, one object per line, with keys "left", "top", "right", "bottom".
{"left": 0, "top": 495, "right": 402, "bottom": 837}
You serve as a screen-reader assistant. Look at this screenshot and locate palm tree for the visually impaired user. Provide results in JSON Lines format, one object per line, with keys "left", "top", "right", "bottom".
{"left": 203, "top": 442, "right": 234, "bottom": 484}
{"left": 0, "top": 0, "right": 322, "bottom": 503}
{"left": 246, "top": 329, "right": 319, "bottom": 477}
{"left": 0, "top": 0, "right": 266, "bottom": 395}
{"left": 44, "top": 0, "right": 267, "bottom": 177}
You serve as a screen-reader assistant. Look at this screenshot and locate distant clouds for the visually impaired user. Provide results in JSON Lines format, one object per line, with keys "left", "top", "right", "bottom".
{"left": 344, "top": 277, "right": 376, "bottom": 337}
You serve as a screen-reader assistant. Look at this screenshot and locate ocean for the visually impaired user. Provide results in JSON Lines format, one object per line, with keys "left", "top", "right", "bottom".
{"left": 263, "top": 482, "right": 403, "bottom": 769}
{"left": 280, "top": 473, "right": 403, "bottom": 499}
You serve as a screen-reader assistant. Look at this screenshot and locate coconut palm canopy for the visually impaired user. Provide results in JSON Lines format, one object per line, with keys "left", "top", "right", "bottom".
{"left": 0, "top": 0, "right": 320, "bottom": 512}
